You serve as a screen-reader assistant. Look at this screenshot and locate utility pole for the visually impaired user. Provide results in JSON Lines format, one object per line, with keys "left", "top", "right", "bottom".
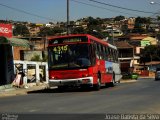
{"left": 112, "top": 26, "right": 115, "bottom": 45}
{"left": 67, "top": 0, "right": 70, "bottom": 35}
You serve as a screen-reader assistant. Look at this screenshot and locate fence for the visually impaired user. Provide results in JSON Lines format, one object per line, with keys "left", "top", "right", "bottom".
{"left": 14, "top": 60, "right": 48, "bottom": 85}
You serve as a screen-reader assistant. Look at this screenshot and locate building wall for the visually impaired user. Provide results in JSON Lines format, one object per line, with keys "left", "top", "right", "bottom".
{"left": 21, "top": 50, "right": 47, "bottom": 61}
{"left": 23, "top": 51, "right": 43, "bottom": 61}
{"left": 13, "top": 46, "right": 29, "bottom": 60}
{"left": 136, "top": 47, "right": 144, "bottom": 54}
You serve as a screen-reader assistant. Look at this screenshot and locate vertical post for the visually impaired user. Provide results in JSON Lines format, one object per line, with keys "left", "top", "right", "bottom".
{"left": 43, "top": 36, "right": 46, "bottom": 50}
{"left": 112, "top": 26, "right": 114, "bottom": 45}
{"left": 36, "top": 63, "right": 40, "bottom": 83}
{"left": 23, "top": 63, "right": 27, "bottom": 85}
{"left": 67, "top": 0, "right": 70, "bottom": 35}
{"left": 132, "top": 47, "right": 135, "bottom": 72}
{"left": 45, "top": 63, "right": 49, "bottom": 83}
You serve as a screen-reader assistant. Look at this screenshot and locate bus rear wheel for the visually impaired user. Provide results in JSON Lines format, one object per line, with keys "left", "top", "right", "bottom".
{"left": 110, "top": 72, "right": 116, "bottom": 87}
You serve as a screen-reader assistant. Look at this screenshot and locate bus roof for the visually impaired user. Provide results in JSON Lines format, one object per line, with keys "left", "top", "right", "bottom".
{"left": 47, "top": 34, "right": 89, "bottom": 40}
{"left": 47, "top": 34, "right": 117, "bottom": 50}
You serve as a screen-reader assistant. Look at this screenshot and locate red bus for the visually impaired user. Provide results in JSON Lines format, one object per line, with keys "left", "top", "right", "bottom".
{"left": 48, "top": 34, "right": 122, "bottom": 90}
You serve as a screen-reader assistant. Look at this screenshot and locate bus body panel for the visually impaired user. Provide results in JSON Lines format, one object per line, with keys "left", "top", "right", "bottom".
{"left": 112, "top": 62, "right": 122, "bottom": 82}
{"left": 49, "top": 67, "right": 96, "bottom": 87}
{"left": 49, "top": 77, "right": 94, "bottom": 87}
{"left": 47, "top": 34, "right": 122, "bottom": 89}
{"left": 49, "top": 69, "right": 89, "bottom": 79}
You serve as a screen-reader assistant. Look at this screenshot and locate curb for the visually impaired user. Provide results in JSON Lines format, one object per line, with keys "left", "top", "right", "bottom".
{"left": 139, "top": 77, "right": 155, "bottom": 79}
{"left": 0, "top": 83, "right": 49, "bottom": 98}
{"left": 120, "top": 79, "right": 138, "bottom": 83}
{"left": 120, "top": 77, "right": 154, "bottom": 83}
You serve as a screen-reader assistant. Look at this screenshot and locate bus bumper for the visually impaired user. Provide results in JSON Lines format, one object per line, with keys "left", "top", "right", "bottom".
{"left": 49, "top": 77, "right": 93, "bottom": 87}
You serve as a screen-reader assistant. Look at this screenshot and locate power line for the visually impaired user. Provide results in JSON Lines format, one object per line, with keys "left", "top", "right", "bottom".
{"left": 88, "top": 0, "right": 159, "bottom": 14}
{"left": 71, "top": 0, "right": 139, "bottom": 16}
{"left": 0, "top": 3, "right": 55, "bottom": 21}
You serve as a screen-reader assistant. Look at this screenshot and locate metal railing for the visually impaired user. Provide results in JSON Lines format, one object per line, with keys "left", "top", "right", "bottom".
{"left": 14, "top": 60, "right": 48, "bottom": 85}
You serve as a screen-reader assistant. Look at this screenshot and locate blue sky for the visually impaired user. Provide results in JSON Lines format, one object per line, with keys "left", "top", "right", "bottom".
{"left": 0, "top": 0, "right": 160, "bottom": 23}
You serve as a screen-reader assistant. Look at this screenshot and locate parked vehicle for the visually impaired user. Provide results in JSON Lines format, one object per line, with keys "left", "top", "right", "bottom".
{"left": 130, "top": 73, "right": 139, "bottom": 80}
{"left": 155, "top": 68, "right": 160, "bottom": 81}
{"left": 122, "top": 72, "right": 139, "bottom": 80}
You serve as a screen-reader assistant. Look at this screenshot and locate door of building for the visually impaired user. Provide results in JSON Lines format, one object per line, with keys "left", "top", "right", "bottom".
{"left": 0, "top": 44, "right": 14, "bottom": 85}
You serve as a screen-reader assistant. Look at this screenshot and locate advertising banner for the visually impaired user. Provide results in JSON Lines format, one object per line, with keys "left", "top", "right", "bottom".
{"left": 0, "top": 23, "right": 12, "bottom": 38}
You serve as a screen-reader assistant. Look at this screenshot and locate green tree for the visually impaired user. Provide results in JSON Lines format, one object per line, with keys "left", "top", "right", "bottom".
{"left": 114, "top": 15, "right": 125, "bottom": 21}
{"left": 72, "top": 27, "right": 86, "bottom": 34}
{"left": 140, "top": 45, "right": 160, "bottom": 64}
{"left": 38, "top": 27, "right": 64, "bottom": 36}
{"left": 135, "top": 17, "right": 150, "bottom": 24}
{"left": 53, "top": 26, "right": 64, "bottom": 34}
{"left": 29, "top": 23, "right": 37, "bottom": 28}
{"left": 87, "top": 16, "right": 103, "bottom": 26}
{"left": 121, "top": 24, "right": 129, "bottom": 34}
{"left": 38, "top": 27, "right": 54, "bottom": 36}
{"left": 133, "top": 17, "right": 151, "bottom": 33}
{"left": 13, "top": 24, "right": 29, "bottom": 36}
{"left": 30, "top": 54, "right": 41, "bottom": 61}
{"left": 157, "top": 16, "right": 160, "bottom": 21}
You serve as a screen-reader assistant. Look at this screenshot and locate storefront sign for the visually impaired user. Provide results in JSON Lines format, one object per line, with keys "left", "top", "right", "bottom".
{"left": 0, "top": 23, "right": 12, "bottom": 38}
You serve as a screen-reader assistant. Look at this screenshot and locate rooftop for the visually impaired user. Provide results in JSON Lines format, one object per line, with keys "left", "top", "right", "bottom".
{"left": 115, "top": 41, "right": 133, "bottom": 48}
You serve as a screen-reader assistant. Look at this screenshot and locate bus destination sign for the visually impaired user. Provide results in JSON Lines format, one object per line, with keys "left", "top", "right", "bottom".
{"left": 49, "top": 36, "right": 88, "bottom": 45}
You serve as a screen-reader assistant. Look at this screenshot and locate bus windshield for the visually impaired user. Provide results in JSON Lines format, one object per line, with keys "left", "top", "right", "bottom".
{"left": 48, "top": 44, "right": 92, "bottom": 70}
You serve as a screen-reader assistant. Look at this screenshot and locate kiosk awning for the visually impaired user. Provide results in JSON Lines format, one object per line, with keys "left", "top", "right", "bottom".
{"left": 0, "top": 37, "right": 30, "bottom": 48}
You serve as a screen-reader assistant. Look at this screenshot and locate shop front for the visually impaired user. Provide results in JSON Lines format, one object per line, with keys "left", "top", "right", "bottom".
{"left": 0, "top": 36, "right": 30, "bottom": 86}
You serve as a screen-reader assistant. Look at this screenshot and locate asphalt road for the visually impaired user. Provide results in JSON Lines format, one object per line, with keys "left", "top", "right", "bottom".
{"left": 0, "top": 78, "right": 160, "bottom": 120}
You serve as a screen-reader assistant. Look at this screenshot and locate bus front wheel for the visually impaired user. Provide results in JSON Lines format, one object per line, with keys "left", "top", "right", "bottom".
{"left": 58, "top": 85, "right": 68, "bottom": 91}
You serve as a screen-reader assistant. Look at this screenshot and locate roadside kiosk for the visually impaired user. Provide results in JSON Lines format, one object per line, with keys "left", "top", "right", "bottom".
{"left": 0, "top": 36, "right": 30, "bottom": 86}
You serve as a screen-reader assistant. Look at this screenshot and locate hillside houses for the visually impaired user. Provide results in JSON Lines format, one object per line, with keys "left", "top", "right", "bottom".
{"left": 1, "top": 16, "right": 160, "bottom": 77}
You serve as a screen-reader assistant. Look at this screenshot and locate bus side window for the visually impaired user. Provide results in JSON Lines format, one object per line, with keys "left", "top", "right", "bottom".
{"left": 116, "top": 51, "right": 118, "bottom": 62}
{"left": 108, "top": 48, "right": 111, "bottom": 61}
{"left": 110, "top": 49, "right": 114, "bottom": 62}
{"left": 98, "top": 44, "right": 101, "bottom": 59}
{"left": 113, "top": 50, "right": 116, "bottom": 62}
{"left": 94, "top": 43, "right": 99, "bottom": 59}
{"left": 114, "top": 50, "right": 118, "bottom": 62}
{"left": 112, "top": 49, "right": 114, "bottom": 62}
{"left": 102, "top": 46, "right": 106, "bottom": 60}
{"left": 99, "top": 45, "right": 103, "bottom": 59}
{"left": 90, "top": 44, "right": 96, "bottom": 65}
{"left": 105, "top": 47, "right": 108, "bottom": 61}
{"left": 101, "top": 45, "right": 105, "bottom": 60}
{"left": 97, "top": 44, "right": 101, "bottom": 59}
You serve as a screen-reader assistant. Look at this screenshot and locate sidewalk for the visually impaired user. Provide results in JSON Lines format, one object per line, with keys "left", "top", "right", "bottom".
{"left": 0, "top": 83, "right": 49, "bottom": 98}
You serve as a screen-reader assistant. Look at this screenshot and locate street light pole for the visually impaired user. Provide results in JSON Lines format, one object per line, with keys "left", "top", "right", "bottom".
{"left": 67, "top": 0, "right": 70, "bottom": 35}
{"left": 112, "top": 26, "right": 115, "bottom": 45}
{"left": 150, "top": 1, "right": 160, "bottom": 68}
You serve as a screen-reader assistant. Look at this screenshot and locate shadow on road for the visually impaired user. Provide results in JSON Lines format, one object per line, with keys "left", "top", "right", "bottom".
{"left": 27, "top": 85, "right": 110, "bottom": 94}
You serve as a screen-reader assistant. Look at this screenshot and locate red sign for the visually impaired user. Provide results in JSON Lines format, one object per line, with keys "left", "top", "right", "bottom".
{"left": 0, "top": 23, "right": 12, "bottom": 38}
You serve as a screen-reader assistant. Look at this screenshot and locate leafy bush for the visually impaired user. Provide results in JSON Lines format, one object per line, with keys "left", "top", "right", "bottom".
{"left": 30, "top": 54, "right": 48, "bottom": 62}
{"left": 30, "top": 54, "right": 41, "bottom": 61}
